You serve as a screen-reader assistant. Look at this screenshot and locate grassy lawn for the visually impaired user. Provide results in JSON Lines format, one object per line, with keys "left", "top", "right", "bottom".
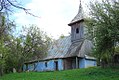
{"left": 0, "top": 67, "right": 119, "bottom": 80}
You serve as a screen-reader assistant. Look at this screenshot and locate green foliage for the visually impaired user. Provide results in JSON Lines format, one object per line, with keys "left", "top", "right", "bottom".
{"left": 4, "top": 25, "right": 52, "bottom": 72}
{"left": 0, "top": 13, "right": 52, "bottom": 74}
{"left": 115, "top": 46, "right": 119, "bottom": 53}
{"left": 21, "top": 25, "right": 52, "bottom": 60}
{"left": 0, "top": 67, "right": 119, "bottom": 80}
{"left": 59, "top": 34, "right": 65, "bottom": 39}
{"left": 86, "top": 0, "right": 119, "bottom": 66}
{"left": 0, "top": 40, "right": 9, "bottom": 76}
{"left": 0, "top": 12, "right": 15, "bottom": 75}
{"left": 0, "top": 0, "right": 47, "bottom": 75}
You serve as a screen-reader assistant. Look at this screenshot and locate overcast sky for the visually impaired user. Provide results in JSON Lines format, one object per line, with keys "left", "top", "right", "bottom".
{"left": 13, "top": 0, "right": 94, "bottom": 39}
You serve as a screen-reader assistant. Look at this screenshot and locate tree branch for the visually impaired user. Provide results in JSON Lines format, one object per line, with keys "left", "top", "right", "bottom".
{"left": 7, "top": 0, "right": 40, "bottom": 18}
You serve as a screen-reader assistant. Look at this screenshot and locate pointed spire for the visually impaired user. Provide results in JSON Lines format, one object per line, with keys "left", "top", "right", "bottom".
{"left": 77, "top": 0, "right": 83, "bottom": 15}
{"left": 79, "top": 0, "right": 82, "bottom": 8}
{"left": 68, "top": 0, "right": 84, "bottom": 26}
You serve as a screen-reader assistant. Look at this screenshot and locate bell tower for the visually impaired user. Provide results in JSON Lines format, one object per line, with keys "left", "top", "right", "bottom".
{"left": 68, "top": 0, "right": 84, "bottom": 42}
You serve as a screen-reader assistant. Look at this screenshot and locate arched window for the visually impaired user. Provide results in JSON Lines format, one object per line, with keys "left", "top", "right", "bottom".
{"left": 76, "top": 28, "right": 79, "bottom": 33}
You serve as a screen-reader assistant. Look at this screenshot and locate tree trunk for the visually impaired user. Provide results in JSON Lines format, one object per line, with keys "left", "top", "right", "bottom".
{"left": 0, "top": 67, "right": 3, "bottom": 76}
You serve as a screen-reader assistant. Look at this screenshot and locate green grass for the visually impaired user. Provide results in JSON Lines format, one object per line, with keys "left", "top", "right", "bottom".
{"left": 0, "top": 67, "right": 119, "bottom": 80}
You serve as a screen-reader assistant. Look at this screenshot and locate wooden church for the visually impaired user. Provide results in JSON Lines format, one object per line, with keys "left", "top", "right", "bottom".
{"left": 23, "top": 1, "right": 96, "bottom": 71}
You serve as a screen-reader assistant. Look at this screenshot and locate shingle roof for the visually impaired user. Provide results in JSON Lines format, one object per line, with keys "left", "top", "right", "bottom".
{"left": 25, "top": 36, "right": 94, "bottom": 63}
{"left": 44, "top": 36, "right": 71, "bottom": 60}
{"left": 68, "top": 3, "right": 84, "bottom": 25}
{"left": 65, "top": 40, "right": 83, "bottom": 58}
{"left": 44, "top": 36, "right": 94, "bottom": 60}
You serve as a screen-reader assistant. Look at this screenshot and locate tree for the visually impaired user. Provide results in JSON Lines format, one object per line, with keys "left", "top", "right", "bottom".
{"left": 0, "top": 11, "right": 50, "bottom": 73}
{"left": 0, "top": 40, "right": 9, "bottom": 76}
{"left": 5, "top": 37, "right": 23, "bottom": 72}
{"left": 5, "top": 25, "right": 52, "bottom": 72}
{"left": 86, "top": 0, "right": 119, "bottom": 67}
{"left": 0, "top": 0, "right": 39, "bottom": 17}
{"left": 0, "top": 12, "right": 15, "bottom": 75}
{"left": 0, "top": 0, "right": 39, "bottom": 75}
{"left": 21, "top": 25, "right": 51, "bottom": 60}
{"left": 21, "top": 25, "right": 52, "bottom": 71}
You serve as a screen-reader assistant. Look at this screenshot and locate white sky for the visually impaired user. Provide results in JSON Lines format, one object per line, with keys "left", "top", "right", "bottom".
{"left": 13, "top": 0, "right": 94, "bottom": 39}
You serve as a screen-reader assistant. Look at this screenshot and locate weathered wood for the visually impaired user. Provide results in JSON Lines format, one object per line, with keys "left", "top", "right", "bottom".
{"left": 70, "top": 22, "right": 84, "bottom": 42}
{"left": 76, "top": 57, "right": 78, "bottom": 69}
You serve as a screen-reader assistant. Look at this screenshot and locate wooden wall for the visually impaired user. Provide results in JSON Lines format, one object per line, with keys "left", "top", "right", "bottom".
{"left": 71, "top": 22, "right": 84, "bottom": 42}
{"left": 63, "top": 58, "right": 76, "bottom": 70}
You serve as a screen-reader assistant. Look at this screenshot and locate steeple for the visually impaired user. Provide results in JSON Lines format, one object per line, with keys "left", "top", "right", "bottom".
{"left": 68, "top": 0, "right": 84, "bottom": 26}
{"left": 68, "top": 0, "right": 84, "bottom": 42}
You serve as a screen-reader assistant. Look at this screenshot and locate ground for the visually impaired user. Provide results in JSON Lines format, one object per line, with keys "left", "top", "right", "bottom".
{"left": 0, "top": 67, "right": 119, "bottom": 80}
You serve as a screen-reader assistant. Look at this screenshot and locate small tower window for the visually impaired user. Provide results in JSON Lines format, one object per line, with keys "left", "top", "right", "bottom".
{"left": 76, "top": 28, "right": 79, "bottom": 33}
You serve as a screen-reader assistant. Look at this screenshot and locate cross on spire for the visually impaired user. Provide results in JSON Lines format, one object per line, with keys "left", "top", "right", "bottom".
{"left": 79, "top": 0, "right": 82, "bottom": 8}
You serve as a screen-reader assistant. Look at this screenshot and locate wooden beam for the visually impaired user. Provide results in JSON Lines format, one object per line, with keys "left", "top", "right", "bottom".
{"left": 76, "top": 57, "right": 78, "bottom": 68}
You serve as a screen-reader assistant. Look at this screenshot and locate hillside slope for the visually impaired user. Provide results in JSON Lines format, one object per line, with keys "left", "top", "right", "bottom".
{"left": 0, "top": 67, "right": 119, "bottom": 80}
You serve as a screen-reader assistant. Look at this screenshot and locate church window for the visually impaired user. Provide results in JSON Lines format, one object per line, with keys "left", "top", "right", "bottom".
{"left": 45, "top": 62, "right": 47, "bottom": 67}
{"left": 76, "top": 28, "right": 79, "bottom": 33}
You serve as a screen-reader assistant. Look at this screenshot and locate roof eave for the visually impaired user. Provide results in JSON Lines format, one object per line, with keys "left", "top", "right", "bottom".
{"left": 68, "top": 19, "right": 84, "bottom": 26}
